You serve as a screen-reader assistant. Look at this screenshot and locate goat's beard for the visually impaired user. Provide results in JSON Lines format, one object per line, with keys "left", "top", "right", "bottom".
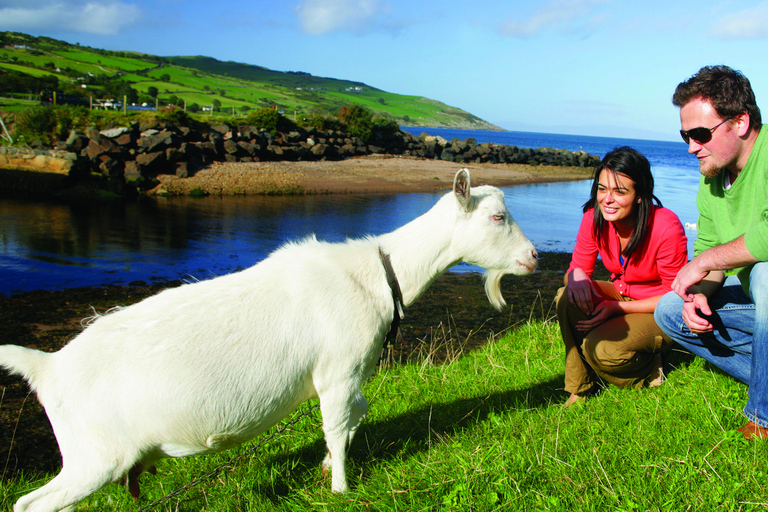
{"left": 483, "top": 269, "right": 507, "bottom": 311}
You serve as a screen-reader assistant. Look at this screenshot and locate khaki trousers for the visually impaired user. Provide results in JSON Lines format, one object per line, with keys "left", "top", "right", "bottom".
{"left": 556, "top": 281, "right": 673, "bottom": 394}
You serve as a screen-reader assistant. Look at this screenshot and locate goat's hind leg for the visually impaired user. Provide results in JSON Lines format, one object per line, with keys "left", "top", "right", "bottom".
{"left": 14, "top": 464, "right": 115, "bottom": 512}
{"left": 319, "top": 389, "right": 368, "bottom": 493}
{"left": 15, "top": 438, "right": 142, "bottom": 512}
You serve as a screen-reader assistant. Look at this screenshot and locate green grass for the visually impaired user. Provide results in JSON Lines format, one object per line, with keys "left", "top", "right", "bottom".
{"left": 0, "top": 59, "right": 60, "bottom": 78}
{"left": 3, "top": 319, "right": 765, "bottom": 511}
{"left": 49, "top": 49, "right": 153, "bottom": 72}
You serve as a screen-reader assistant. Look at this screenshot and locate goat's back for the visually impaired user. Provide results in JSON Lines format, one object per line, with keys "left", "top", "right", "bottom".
{"left": 8, "top": 236, "right": 394, "bottom": 456}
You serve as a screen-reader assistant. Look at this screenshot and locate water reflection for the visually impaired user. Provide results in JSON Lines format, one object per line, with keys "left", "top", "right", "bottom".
{"left": 0, "top": 173, "right": 699, "bottom": 295}
{"left": 0, "top": 193, "right": 445, "bottom": 293}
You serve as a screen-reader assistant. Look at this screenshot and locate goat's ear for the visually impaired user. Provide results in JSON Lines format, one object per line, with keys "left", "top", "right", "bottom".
{"left": 454, "top": 169, "right": 471, "bottom": 211}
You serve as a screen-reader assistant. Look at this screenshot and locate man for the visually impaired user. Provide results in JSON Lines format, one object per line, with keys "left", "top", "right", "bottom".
{"left": 654, "top": 65, "right": 768, "bottom": 439}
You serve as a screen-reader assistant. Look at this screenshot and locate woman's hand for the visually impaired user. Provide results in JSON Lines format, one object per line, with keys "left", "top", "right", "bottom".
{"left": 576, "top": 301, "right": 620, "bottom": 332}
{"left": 566, "top": 267, "right": 597, "bottom": 315}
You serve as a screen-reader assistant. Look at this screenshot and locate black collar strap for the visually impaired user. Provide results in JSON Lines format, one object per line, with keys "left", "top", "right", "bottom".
{"left": 378, "top": 247, "right": 404, "bottom": 345}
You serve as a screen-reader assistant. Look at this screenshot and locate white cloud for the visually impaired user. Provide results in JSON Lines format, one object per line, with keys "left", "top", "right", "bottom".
{"left": 498, "top": 0, "right": 610, "bottom": 38}
{"left": 295, "top": 0, "right": 392, "bottom": 35}
{"left": 708, "top": 2, "right": 768, "bottom": 40}
{"left": 0, "top": 0, "right": 141, "bottom": 36}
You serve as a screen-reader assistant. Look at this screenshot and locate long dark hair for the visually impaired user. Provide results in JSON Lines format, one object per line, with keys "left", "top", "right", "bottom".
{"left": 582, "top": 146, "right": 661, "bottom": 259}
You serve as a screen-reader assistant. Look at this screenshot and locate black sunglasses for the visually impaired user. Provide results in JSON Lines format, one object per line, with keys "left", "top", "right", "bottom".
{"left": 680, "top": 118, "right": 732, "bottom": 144}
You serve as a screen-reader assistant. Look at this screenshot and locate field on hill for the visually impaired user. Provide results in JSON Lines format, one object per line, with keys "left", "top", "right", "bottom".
{"left": 0, "top": 31, "right": 500, "bottom": 130}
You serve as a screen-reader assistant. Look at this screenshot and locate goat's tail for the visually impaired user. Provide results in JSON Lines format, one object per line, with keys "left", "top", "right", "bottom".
{"left": 0, "top": 345, "right": 50, "bottom": 391}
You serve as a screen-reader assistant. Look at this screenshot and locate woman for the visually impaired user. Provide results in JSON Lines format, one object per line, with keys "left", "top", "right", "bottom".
{"left": 556, "top": 146, "right": 688, "bottom": 406}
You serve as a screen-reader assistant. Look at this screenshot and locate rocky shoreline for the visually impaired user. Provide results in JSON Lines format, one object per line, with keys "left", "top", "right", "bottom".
{"left": 0, "top": 120, "right": 600, "bottom": 197}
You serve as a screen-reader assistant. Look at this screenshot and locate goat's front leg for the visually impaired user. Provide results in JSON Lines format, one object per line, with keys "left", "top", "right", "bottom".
{"left": 319, "top": 389, "right": 368, "bottom": 492}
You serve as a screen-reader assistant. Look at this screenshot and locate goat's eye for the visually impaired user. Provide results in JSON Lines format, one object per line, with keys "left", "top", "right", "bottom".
{"left": 492, "top": 213, "right": 505, "bottom": 222}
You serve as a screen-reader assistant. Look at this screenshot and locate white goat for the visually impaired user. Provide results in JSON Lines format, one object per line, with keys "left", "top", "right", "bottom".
{"left": 0, "top": 169, "right": 538, "bottom": 512}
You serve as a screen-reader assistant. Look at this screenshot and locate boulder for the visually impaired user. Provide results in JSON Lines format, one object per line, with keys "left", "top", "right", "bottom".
{"left": 135, "top": 151, "right": 168, "bottom": 175}
{"left": 65, "top": 130, "right": 90, "bottom": 152}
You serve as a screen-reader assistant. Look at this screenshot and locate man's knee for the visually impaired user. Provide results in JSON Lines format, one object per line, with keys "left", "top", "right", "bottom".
{"left": 749, "top": 262, "right": 768, "bottom": 303}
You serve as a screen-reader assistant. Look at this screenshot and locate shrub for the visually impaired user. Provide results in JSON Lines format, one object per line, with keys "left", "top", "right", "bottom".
{"left": 304, "top": 112, "right": 344, "bottom": 132}
{"left": 158, "top": 105, "right": 192, "bottom": 126}
{"left": 371, "top": 115, "right": 400, "bottom": 141}
{"left": 245, "top": 108, "right": 297, "bottom": 137}
{"left": 338, "top": 104, "right": 373, "bottom": 142}
{"left": 15, "top": 105, "right": 87, "bottom": 144}
{"left": 15, "top": 106, "right": 57, "bottom": 143}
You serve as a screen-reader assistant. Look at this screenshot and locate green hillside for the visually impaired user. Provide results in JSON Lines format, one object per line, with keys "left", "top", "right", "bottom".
{"left": 0, "top": 31, "right": 501, "bottom": 130}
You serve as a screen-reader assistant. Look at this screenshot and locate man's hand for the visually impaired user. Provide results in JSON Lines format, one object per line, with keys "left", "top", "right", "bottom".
{"left": 681, "top": 293, "right": 714, "bottom": 333}
{"left": 674, "top": 236, "right": 753, "bottom": 301}
{"left": 672, "top": 259, "right": 709, "bottom": 300}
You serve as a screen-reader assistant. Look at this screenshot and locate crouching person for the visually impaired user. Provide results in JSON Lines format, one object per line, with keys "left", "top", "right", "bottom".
{"left": 655, "top": 65, "right": 768, "bottom": 439}
{"left": 557, "top": 147, "right": 688, "bottom": 406}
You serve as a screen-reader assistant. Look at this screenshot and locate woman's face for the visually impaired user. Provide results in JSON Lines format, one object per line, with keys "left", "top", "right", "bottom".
{"left": 596, "top": 169, "right": 639, "bottom": 227}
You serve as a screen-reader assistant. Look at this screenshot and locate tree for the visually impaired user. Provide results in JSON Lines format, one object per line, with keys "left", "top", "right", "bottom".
{"left": 147, "top": 86, "right": 158, "bottom": 98}
{"left": 103, "top": 80, "right": 138, "bottom": 104}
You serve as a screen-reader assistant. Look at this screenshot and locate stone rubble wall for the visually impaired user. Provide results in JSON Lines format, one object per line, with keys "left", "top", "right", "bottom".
{"left": 0, "top": 121, "right": 601, "bottom": 196}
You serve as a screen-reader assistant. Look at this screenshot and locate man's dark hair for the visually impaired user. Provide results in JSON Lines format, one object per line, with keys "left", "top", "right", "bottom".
{"left": 673, "top": 65, "right": 762, "bottom": 130}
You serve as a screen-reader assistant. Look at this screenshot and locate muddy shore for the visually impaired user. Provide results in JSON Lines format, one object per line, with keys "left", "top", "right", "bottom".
{"left": 150, "top": 154, "right": 593, "bottom": 196}
{"left": 0, "top": 156, "right": 602, "bottom": 477}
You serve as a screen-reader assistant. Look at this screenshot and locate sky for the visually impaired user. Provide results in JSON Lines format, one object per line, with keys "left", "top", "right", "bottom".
{"left": 2, "top": 0, "right": 768, "bottom": 142}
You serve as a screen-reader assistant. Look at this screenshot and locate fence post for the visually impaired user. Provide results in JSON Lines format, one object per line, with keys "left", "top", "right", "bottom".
{"left": 0, "top": 116, "right": 12, "bottom": 144}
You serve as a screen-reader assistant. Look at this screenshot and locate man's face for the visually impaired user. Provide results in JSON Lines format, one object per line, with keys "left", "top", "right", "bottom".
{"left": 680, "top": 97, "right": 741, "bottom": 178}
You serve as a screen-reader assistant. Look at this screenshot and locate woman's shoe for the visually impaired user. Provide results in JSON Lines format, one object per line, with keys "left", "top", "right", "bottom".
{"left": 564, "top": 393, "right": 587, "bottom": 407}
{"left": 564, "top": 385, "right": 598, "bottom": 407}
{"left": 646, "top": 352, "right": 665, "bottom": 388}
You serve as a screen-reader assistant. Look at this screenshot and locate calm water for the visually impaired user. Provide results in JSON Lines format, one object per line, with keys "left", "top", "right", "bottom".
{"left": 0, "top": 128, "right": 701, "bottom": 295}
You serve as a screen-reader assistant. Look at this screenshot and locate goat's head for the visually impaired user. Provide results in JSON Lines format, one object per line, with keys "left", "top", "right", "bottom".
{"left": 451, "top": 169, "right": 538, "bottom": 311}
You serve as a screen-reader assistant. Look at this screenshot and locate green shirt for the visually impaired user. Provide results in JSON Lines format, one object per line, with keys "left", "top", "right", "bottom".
{"left": 695, "top": 127, "right": 768, "bottom": 294}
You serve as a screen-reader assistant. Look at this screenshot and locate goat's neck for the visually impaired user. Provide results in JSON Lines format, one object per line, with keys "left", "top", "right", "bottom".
{"left": 378, "top": 208, "right": 461, "bottom": 307}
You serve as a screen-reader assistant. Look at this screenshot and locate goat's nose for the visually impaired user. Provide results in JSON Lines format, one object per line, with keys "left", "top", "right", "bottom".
{"left": 531, "top": 248, "right": 539, "bottom": 260}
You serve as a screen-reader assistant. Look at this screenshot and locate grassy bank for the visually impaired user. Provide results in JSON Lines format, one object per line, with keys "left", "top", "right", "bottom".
{"left": 2, "top": 315, "right": 764, "bottom": 511}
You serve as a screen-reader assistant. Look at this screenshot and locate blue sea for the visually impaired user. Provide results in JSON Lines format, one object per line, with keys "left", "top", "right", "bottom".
{"left": 0, "top": 129, "right": 702, "bottom": 294}
{"left": 403, "top": 126, "right": 700, "bottom": 251}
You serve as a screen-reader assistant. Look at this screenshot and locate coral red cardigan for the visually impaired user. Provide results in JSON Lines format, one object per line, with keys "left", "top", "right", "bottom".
{"left": 567, "top": 206, "right": 688, "bottom": 300}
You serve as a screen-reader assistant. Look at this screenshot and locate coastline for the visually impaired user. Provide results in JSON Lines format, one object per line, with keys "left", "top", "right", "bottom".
{"left": 149, "top": 154, "right": 593, "bottom": 196}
